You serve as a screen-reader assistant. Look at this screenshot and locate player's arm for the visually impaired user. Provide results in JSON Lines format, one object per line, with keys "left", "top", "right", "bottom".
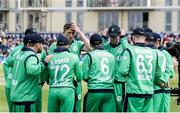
{"left": 71, "top": 23, "right": 92, "bottom": 51}
{"left": 154, "top": 53, "right": 167, "bottom": 88}
{"left": 8, "top": 43, "right": 23, "bottom": 56}
{"left": 82, "top": 54, "right": 90, "bottom": 81}
{"left": 117, "top": 49, "right": 131, "bottom": 76}
{"left": 166, "top": 55, "right": 175, "bottom": 79}
{"left": 25, "top": 55, "right": 52, "bottom": 76}
{"left": 163, "top": 50, "right": 175, "bottom": 79}
{"left": 48, "top": 42, "right": 56, "bottom": 54}
{"left": 3, "top": 61, "right": 9, "bottom": 83}
{"left": 74, "top": 55, "right": 83, "bottom": 82}
{"left": 5, "top": 54, "right": 14, "bottom": 67}
{"left": 120, "top": 29, "right": 130, "bottom": 49}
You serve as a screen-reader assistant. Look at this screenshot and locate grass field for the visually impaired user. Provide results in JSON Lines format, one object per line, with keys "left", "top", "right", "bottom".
{"left": 0, "top": 65, "right": 180, "bottom": 112}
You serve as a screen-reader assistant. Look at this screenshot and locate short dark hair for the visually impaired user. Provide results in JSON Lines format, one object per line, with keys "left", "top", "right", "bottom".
{"left": 63, "top": 23, "right": 72, "bottom": 32}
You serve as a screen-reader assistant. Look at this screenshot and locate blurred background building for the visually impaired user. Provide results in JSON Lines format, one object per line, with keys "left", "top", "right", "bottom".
{"left": 0, "top": 0, "right": 180, "bottom": 33}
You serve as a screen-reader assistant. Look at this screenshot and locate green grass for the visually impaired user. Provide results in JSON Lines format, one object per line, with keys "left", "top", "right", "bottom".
{"left": 0, "top": 86, "right": 8, "bottom": 112}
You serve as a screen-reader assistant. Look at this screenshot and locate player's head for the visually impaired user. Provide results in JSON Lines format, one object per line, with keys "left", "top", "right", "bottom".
{"left": 23, "top": 33, "right": 44, "bottom": 53}
{"left": 153, "top": 32, "right": 161, "bottom": 48}
{"left": 131, "top": 27, "right": 146, "bottom": 43}
{"left": 25, "top": 27, "right": 37, "bottom": 36}
{"left": 63, "top": 23, "right": 76, "bottom": 43}
{"left": 143, "top": 27, "right": 153, "bottom": 34}
{"left": 90, "top": 34, "right": 103, "bottom": 49}
{"left": 107, "top": 25, "right": 120, "bottom": 45}
{"left": 143, "top": 27, "right": 155, "bottom": 45}
{"left": 56, "top": 33, "right": 70, "bottom": 48}
{"left": 144, "top": 32, "right": 155, "bottom": 46}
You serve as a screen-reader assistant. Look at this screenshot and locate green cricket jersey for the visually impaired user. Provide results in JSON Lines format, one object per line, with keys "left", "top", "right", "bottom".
{"left": 82, "top": 49, "right": 115, "bottom": 89}
{"left": 117, "top": 43, "right": 162, "bottom": 94}
{"left": 3, "top": 43, "right": 24, "bottom": 88}
{"left": 153, "top": 49, "right": 167, "bottom": 90}
{"left": 161, "top": 49, "right": 174, "bottom": 81}
{"left": 103, "top": 37, "right": 129, "bottom": 82}
{"left": 6, "top": 47, "right": 46, "bottom": 102}
{"left": 49, "top": 40, "right": 84, "bottom": 55}
{"left": 48, "top": 48, "right": 82, "bottom": 89}
{"left": 3, "top": 63, "right": 12, "bottom": 88}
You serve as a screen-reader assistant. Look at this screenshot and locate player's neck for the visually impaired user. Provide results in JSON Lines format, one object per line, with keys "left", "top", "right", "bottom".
{"left": 27, "top": 46, "right": 37, "bottom": 53}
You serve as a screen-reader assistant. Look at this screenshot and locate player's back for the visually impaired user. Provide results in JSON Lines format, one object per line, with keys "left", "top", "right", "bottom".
{"left": 84, "top": 49, "right": 115, "bottom": 89}
{"left": 126, "top": 45, "right": 157, "bottom": 94}
{"left": 48, "top": 51, "right": 81, "bottom": 88}
{"left": 11, "top": 50, "right": 39, "bottom": 102}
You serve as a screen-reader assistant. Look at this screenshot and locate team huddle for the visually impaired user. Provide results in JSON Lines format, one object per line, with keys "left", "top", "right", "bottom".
{"left": 3, "top": 23, "right": 176, "bottom": 112}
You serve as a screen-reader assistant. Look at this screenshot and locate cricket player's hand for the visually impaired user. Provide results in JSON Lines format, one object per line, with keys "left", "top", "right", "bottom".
{"left": 159, "top": 82, "right": 165, "bottom": 88}
{"left": 45, "top": 54, "right": 53, "bottom": 63}
{"left": 70, "top": 23, "right": 82, "bottom": 34}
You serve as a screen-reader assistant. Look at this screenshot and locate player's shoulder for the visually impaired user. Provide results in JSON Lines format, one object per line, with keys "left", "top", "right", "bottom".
{"left": 50, "top": 41, "right": 57, "bottom": 48}
{"left": 103, "top": 42, "right": 110, "bottom": 48}
{"left": 73, "top": 40, "right": 83, "bottom": 44}
{"left": 68, "top": 52, "right": 79, "bottom": 59}
{"left": 101, "top": 50, "right": 115, "bottom": 59}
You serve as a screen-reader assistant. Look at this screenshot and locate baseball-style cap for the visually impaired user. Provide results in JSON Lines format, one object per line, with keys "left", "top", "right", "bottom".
{"left": 145, "top": 32, "right": 154, "bottom": 41}
{"left": 153, "top": 33, "right": 161, "bottom": 41}
{"left": 90, "top": 34, "right": 102, "bottom": 45}
{"left": 23, "top": 34, "right": 44, "bottom": 44}
{"left": 25, "top": 28, "right": 37, "bottom": 36}
{"left": 132, "top": 27, "right": 145, "bottom": 36}
{"left": 143, "top": 27, "right": 153, "bottom": 33}
{"left": 57, "top": 34, "right": 69, "bottom": 46}
{"left": 107, "top": 25, "right": 120, "bottom": 37}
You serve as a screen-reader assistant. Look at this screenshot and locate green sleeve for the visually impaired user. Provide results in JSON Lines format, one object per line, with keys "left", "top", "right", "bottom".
{"left": 40, "top": 50, "right": 46, "bottom": 61}
{"left": 3, "top": 61, "right": 8, "bottom": 81}
{"left": 165, "top": 56, "right": 174, "bottom": 79}
{"left": 154, "top": 53, "right": 166, "bottom": 87}
{"left": 25, "top": 56, "right": 46, "bottom": 76}
{"left": 74, "top": 56, "right": 83, "bottom": 82}
{"left": 5, "top": 54, "right": 14, "bottom": 67}
{"left": 162, "top": 50, "right": 174, "bottom": 80}
{"left": 40, "top": 50, "right": 50, "bottom": 82}
{"left": 77, "top": 41, "right": 84, "bottom": 50}
{"left": 117, "top": 50, "right": 130, "bottom": 76}
{"left": 9, "top": 43, "right": 23, "bottom": 56}
{"left": 48, "top": 42, "right": 56, "bottom": 54}
{"left": 120, "top": 37, "right": 130, "bottom": 49}
{"left": 82, "top": 54, "right": 90, "bottom": 81}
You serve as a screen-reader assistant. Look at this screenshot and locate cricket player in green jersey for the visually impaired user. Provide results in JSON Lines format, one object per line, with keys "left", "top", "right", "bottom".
{"left": 3, "top": 28, "right": 37, "bottom": 112}
{"left": 6, "top": 34, "right": 52, "bottom": 112}
{"left": 145, "top": 31, "right": 168, "bottom": 112}
{"left": 49, "top": 23, "right": 91, "bottom": 54}
{"left": 117, "top": 28, "right": 164, "bottom": 112}
{"left": 48, "top": 23, "right": 91, "bottom": 112}
{"left": 47, "top": 34, "right": 82, "bottom": 112}
{"left": 154, "top": 33, "right": 175, "bottom": 112}
{"left": 82, "top": 34, "right": 116, "bottom": 112}
{"left": 25, "top": 28, "right": 45, "bottom": 112}
{"left": 103, "top": 25, "right": 129, "bottom": 112}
